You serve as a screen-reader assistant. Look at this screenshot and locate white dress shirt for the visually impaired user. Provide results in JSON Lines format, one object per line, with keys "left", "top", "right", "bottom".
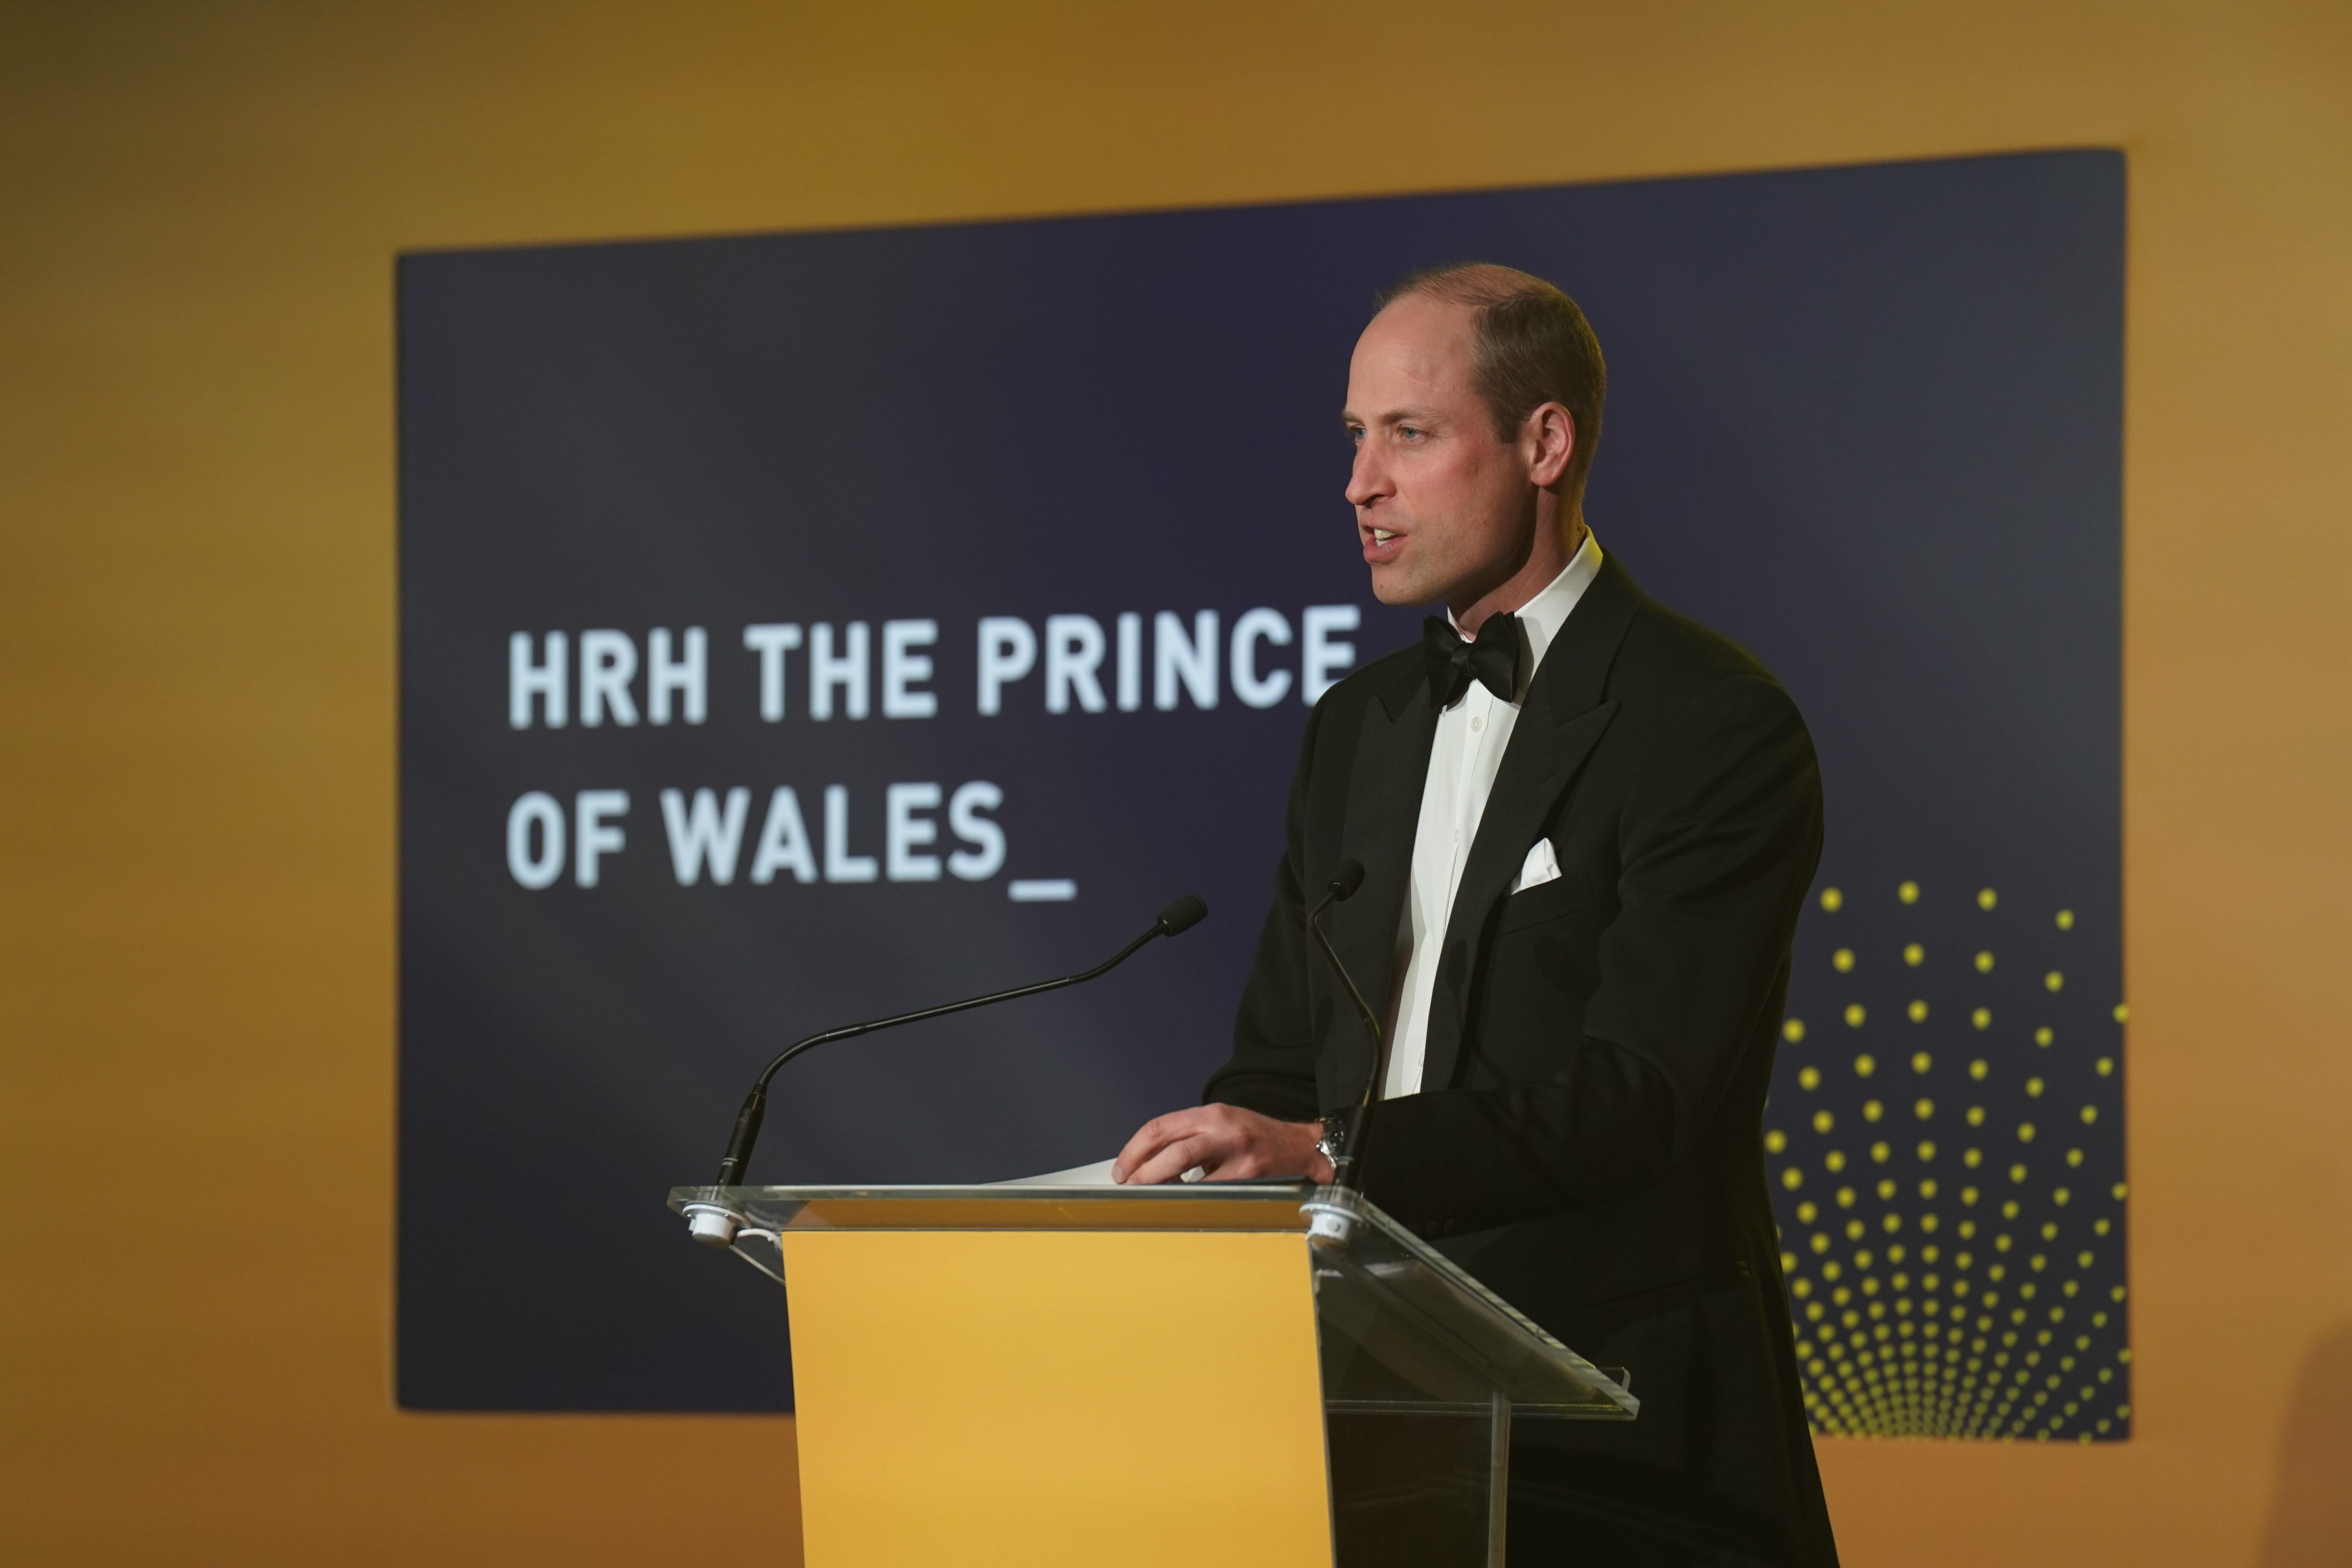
{"left": 1381, "top": 529, "right": 1604, "bottom": 1098}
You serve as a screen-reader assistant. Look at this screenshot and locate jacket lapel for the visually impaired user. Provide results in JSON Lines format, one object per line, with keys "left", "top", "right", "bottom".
{"left": 1419, "top": 555, "right": 1642, "bottom": 1090}
{"left": 1328, "top": 656, "right": 1437, "bottom": 1103}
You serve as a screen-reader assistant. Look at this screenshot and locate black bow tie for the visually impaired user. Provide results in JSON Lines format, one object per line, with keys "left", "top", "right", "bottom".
{"left": 1423, "top": 612, "right": 1521, "bottom": 709}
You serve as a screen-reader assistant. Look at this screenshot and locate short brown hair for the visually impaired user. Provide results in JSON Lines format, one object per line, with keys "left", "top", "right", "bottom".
{"left": 1377, "top": 262, "right": 1608, "bottom": 506}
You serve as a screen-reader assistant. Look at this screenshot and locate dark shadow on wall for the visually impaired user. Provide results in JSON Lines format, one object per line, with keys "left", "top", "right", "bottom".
{"left": 2259, "top": 1316, "right": 2352, "bottom": 1567}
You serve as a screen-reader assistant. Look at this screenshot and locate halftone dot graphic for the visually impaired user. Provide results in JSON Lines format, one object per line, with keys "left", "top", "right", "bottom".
{"left": 1774, "top": 875, "right": 2127, "bottom": 1439}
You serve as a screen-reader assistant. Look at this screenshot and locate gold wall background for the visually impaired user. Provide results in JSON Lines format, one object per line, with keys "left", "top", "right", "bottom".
{"left": 4, "top": 2, "right": 2347, "bottom": 1563}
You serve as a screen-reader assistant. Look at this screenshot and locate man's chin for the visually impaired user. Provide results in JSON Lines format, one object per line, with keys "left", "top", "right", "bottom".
{"left": 1367, "top": 564, "right": 1433, "bottom": 608}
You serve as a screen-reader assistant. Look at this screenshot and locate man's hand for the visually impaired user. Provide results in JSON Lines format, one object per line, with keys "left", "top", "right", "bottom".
{"left": 1112, "top": 1103, "right": 1335, "bottom": 1185}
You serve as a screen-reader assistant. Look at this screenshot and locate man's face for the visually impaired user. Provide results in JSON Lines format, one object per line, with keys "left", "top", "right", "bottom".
{"left": 1342, "top": 294, "right": 1539, "bottom": 610}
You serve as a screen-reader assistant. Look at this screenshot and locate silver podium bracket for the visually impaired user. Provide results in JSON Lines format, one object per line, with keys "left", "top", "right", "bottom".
{"left": 681, "top": 1201, "right": 743, "bottom": 1248}
{"left": 1301, "top": 1190, "right": 1364, "bottom": 1251}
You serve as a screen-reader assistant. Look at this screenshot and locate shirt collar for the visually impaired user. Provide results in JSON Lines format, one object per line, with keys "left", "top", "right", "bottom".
{"left": 1449, "top": 527, "right": 1604, "bottom": 701}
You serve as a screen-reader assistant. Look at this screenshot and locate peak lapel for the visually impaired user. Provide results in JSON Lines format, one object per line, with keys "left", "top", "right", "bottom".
{"left": 1418, "top": 557, "right": 1642, "bottom": 1090}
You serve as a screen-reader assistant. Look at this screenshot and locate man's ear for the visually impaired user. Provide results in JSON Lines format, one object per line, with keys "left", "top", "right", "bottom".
{"left": 1524, "top": 402, "right": 1576, "bottom": 488}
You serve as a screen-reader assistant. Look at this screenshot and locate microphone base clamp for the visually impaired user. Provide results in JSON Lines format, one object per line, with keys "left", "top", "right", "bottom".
{"left": 682, "top": 1201, "right": 744, "bottom": 1249}
{"left": 1302, "top": 1187, "right": 1365, "bottom": 1252}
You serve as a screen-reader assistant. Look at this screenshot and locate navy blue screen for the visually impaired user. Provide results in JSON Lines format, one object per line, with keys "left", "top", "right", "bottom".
{"left": 397, "top": 150, "right": 2126, "bottom": 1435}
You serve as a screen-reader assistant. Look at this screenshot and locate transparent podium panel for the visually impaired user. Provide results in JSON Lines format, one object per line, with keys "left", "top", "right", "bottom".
{"left": 1302, "top": 1195, "right": 1635, "bottom": 1566}
{"left": 670, "top": 1182, "right": 1635, "bottom": 1568}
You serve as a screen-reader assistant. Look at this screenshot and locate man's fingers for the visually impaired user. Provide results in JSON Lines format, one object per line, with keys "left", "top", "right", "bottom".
{"left": 1112, "top": 1103, "right": 1317, "bottom": 1185}
{"left": 1126, "top": 1133, "right": 1221, "bottom": 1187}
{"left": 1111, "top": 1130, "right": 1157, "bottom": 1183}
{"left": 1113, "top": 1109, "right": 1210, "bottom": 1182}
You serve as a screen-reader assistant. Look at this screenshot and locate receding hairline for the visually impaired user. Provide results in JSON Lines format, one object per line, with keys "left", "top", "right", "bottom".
{"left": 1376, "top": 261, "right": 1563, "bottom": 315}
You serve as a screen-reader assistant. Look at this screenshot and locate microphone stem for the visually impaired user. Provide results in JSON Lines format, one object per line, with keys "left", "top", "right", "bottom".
{"left": 753, "top": 922, "right": 1165, "bottom": 1091}
{"left": 1304, "top": 890, "right": 1392, "bottom": 1197}
{"left": 1304, "top": 922, "right": 1389, "bottom": 1104}
{"left": 713, "top": 918, "right": 1172, "bottom": 1186}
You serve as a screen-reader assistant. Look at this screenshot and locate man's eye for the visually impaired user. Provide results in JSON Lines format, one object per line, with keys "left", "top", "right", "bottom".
{"left": 1398, "top": 426, "right": 1424, "bottom": 440}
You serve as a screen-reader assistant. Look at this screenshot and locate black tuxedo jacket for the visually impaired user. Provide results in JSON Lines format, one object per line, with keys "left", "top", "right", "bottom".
{"left": 1207, "top": 555, "right": 1838, "bottom": 1566}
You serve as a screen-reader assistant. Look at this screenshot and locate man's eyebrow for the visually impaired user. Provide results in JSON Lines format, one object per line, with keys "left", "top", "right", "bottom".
{"left": 1341, "top": 405, "right": 1440, "bottom": 426}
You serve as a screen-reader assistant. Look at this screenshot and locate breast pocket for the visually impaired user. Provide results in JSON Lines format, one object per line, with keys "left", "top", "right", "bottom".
{"left": 1495, "top": 866, "right": 1596, "bottom": 935}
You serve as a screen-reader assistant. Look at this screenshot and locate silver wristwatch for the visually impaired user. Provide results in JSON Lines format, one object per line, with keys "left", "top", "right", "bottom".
{"left": 1315, "top": 1110, "right": 1351, "bottom": 1168}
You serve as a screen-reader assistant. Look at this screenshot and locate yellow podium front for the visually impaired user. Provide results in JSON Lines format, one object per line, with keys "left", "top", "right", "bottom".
{"left": 670, "top": 1181, "right": 1636, "bottom": 1568}
{"left": 784, "top": 1224, "right": 1331, "bottom": 1568}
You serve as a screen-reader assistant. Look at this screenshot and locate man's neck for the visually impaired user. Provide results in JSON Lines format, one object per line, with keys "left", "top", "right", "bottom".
{"left": 1450, "top": 515, "right": 1588, "bottom": 635}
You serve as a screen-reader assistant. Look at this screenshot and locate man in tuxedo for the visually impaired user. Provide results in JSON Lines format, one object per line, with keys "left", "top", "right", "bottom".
{"left": 1114, "top": 263, "right": 1837, "bottom": 1565}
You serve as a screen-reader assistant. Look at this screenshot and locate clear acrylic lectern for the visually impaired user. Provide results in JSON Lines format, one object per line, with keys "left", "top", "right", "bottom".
{"left": 669, "top": 1181, "right": 1635, "bottom": 1568}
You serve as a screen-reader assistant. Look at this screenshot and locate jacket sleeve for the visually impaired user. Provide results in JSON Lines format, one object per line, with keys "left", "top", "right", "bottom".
{"left": 1362, "top": 672, "right": 1822, "bottom": 1233}
{"left": 1201, "top": 700, "right": 1328, "bottom": 1123}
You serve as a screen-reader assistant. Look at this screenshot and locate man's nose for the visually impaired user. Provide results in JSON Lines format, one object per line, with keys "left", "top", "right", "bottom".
{"left": 1345, "top": 443, "right": 1388, "bottom": 508}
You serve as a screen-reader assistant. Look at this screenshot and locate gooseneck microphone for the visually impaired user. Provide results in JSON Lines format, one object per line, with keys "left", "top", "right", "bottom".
{"left": 686, "top": 893, "right": 1209, "bottom": 1245}
{"left": 1303, "top": 859, "right": 1390, "bottom": 1245}
{"left": 1305, "top": 860, "right": 1385, "bottom": 1089}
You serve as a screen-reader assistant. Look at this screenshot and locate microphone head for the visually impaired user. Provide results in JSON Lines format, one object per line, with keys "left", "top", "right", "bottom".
{"left": 1155, "top": 894, "right": 1209, "bottom": 936}
{"left": 1327, "top": 860, "right": 1367, "bottom": 901}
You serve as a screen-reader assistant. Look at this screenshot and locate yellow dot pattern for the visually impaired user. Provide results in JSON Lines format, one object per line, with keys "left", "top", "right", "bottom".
{"left": 1782, "top": 872, "right": 2129, "bottom": 1440}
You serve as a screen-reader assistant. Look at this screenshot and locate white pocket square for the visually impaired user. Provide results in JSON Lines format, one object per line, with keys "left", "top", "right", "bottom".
{"left": 1511, "top": 837, "right": 1563, "bottom": 894}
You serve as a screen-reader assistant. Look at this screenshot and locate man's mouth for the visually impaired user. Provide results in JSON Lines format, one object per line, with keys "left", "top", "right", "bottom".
{"left": 1361, "top": 524, "right": 1405, "bottom": 565}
